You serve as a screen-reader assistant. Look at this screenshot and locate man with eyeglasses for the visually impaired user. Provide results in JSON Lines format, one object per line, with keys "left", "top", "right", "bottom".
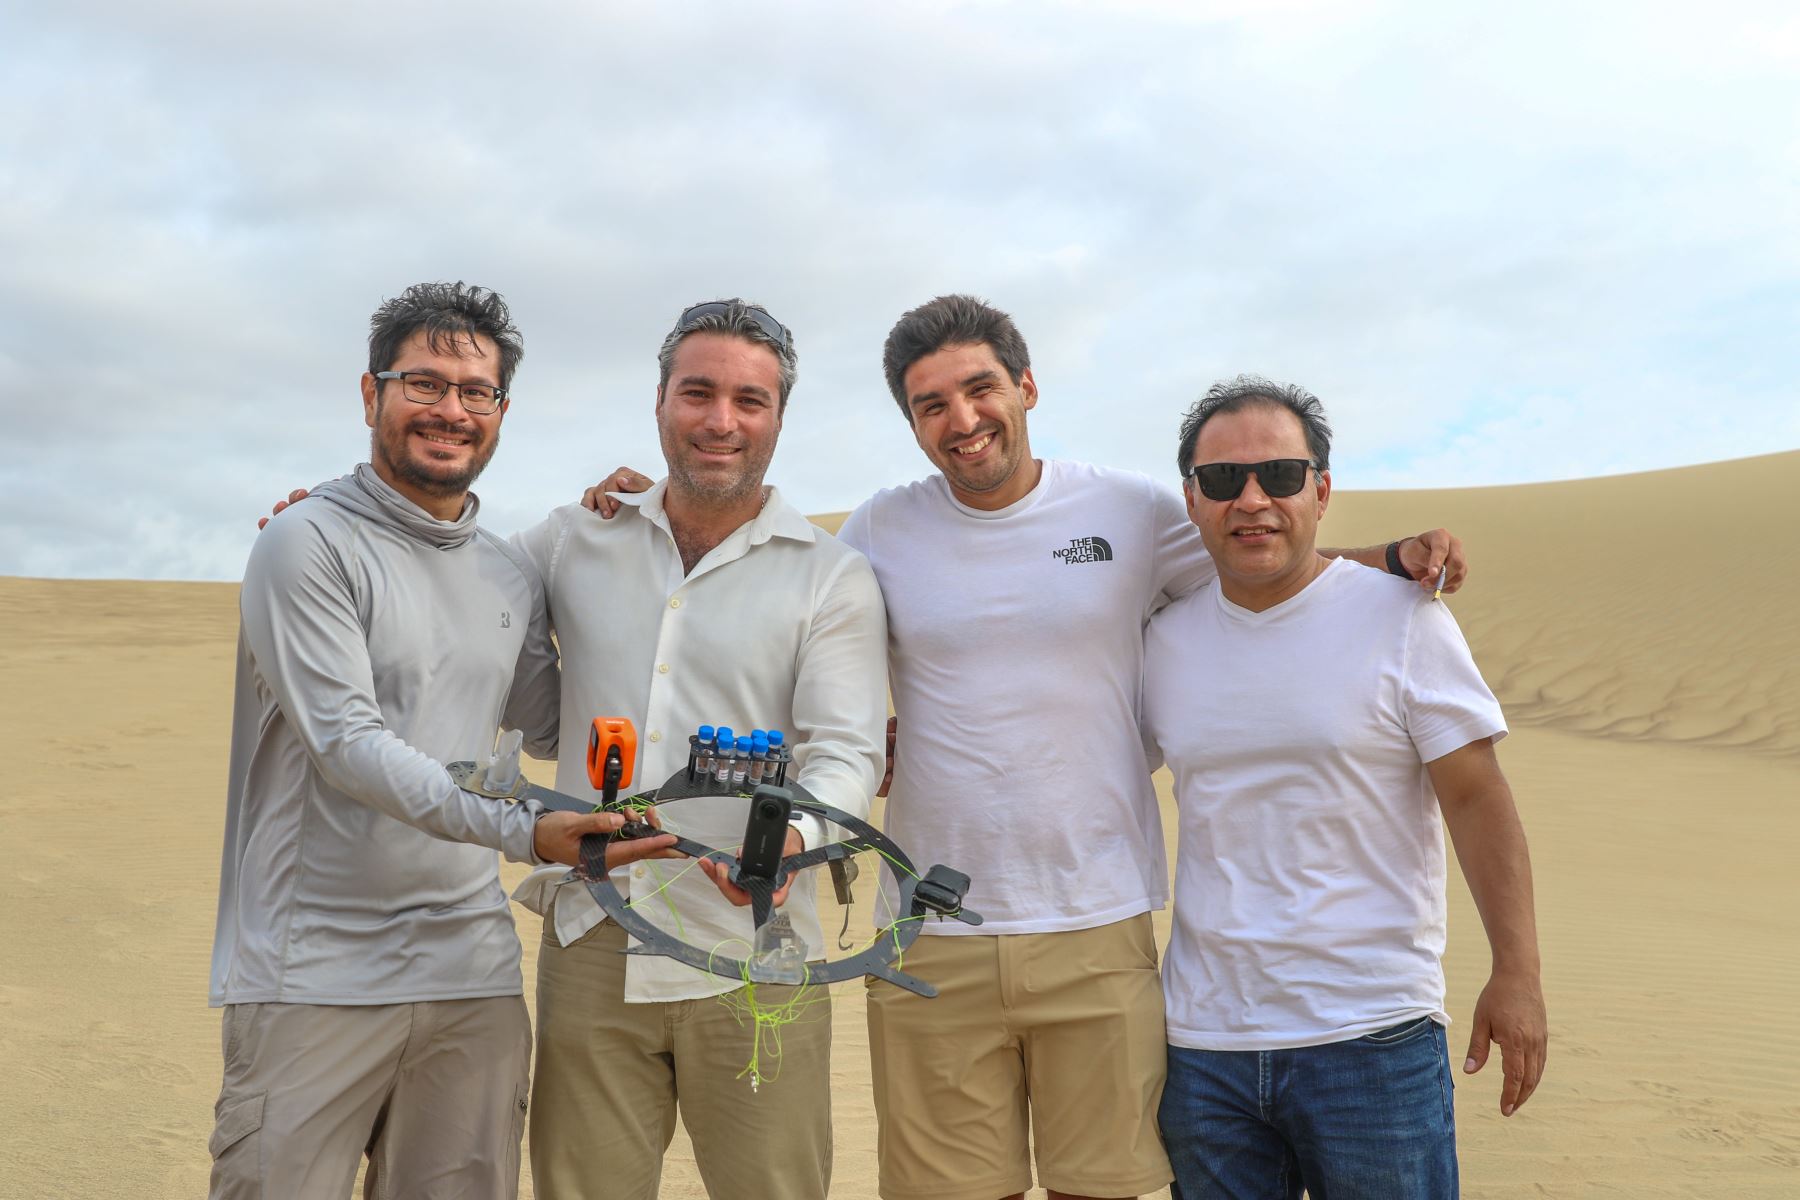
{"left": 509, "top": 299, "right": 886, "bottom": 1200}
{"left": 1141, "top": 376, "right": 1546, "bottom": 1198}
{"left": 210, "top": 282, "right": 674, "bottom": 1199}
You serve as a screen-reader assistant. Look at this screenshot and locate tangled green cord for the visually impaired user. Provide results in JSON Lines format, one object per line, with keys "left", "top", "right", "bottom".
{"left": 593, "top": 796, "right": 936, "bottom": 1090}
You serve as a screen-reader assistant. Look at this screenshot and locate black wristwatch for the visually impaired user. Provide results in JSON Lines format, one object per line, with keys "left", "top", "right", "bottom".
{"left": 1384, "top": 540, "right": 1411, "bottom": 579}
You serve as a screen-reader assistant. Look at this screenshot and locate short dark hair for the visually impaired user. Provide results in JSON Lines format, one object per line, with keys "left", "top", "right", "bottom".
{"left": 368, "top": 281, "right": 523, "bottom": 389}
{"left": 882, "top": 294, "right": 1031, "bottom": 421}
{"left": 657, "top": 298, "right": 798, "bottom": 412}
{"left": 1176, "top": 375, "right": 1333, "bottom": 479}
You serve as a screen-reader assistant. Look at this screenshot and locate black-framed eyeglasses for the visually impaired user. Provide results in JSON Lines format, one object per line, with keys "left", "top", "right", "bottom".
{"left": 676, "top": 301, "right": 791, "bottom": 351}
{"left": 373, "top": 371, "right": 507, "bottom": 415}
{"left": 1185, "top": 458, "right": 1319, "bottom": 502}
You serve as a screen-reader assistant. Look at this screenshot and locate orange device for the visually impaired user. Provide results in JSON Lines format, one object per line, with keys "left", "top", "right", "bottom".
{"left": 586, "top": 717, "right": 638, "bottom": 794}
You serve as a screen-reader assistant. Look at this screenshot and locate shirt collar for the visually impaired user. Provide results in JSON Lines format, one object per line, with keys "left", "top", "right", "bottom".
{"left": 756, "top": 487, "right": 821, "bottom": 545}
{"left": 614, "top": 479, "right": 819, "bottom": 548}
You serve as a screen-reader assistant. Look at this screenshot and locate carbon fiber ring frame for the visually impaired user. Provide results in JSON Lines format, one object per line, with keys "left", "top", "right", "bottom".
{"left": 446, "top": 761, "right": 982, "bottom": 997}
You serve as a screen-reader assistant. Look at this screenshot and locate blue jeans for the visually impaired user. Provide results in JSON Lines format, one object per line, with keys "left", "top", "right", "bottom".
{"left": 1159, "top": 1017, "right": 1458, "bottom": 1200}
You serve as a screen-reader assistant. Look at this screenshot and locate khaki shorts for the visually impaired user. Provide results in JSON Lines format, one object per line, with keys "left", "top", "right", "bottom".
{"left": 866, "top": 913, "right": 1172, "bottom": 1200}
{"left": 531, "top": 915, "right": 834, "bottom": 1200}
{"left": 207, "top": 996, "right": 532, "bottom": 1200}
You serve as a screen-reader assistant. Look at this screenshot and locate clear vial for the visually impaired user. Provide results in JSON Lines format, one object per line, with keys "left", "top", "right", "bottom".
{"left": 767, "top": 730, "right": 786, "bottom": 783}
{"left": 732, "top": 736, "right": 752, "bottom": 786}
{"left": 749, "top": 733, "right": 769, "bottom": 784}
{"left": 714, "top": 726, "right": 735, "bottom": 785}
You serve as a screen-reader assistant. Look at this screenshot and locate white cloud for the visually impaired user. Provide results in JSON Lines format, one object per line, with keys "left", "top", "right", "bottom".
{"left": 1, "top": 0, "right": 1794, "bottom": 578}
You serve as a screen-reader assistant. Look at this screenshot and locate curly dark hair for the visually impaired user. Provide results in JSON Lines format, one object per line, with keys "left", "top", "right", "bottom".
{"left": 368, "top": 281, "right": 523, "bottom": 389}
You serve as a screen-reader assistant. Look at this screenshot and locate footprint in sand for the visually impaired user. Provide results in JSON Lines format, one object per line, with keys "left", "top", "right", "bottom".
{"left": 1629, "top": 1079, "right": 1682, "bottom": 1099}
{"left": 1677, "top": 1125, "right": 1743, "bottom": 1146}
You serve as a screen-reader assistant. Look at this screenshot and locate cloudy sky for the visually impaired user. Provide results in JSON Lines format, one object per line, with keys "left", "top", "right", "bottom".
{"left": 3, "top": 0, "right": 1795, "bottom": 581}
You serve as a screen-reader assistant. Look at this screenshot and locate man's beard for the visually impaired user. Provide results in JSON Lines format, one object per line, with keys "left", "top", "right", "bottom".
{"left": 373, "top": 399, "right": 499, "bottom": 497}
{"left": 661, "top": 432, "right": 776, "bottom": 509}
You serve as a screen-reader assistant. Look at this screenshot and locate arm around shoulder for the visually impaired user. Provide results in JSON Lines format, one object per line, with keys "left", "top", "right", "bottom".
{"left": 1325, "top": 529, "right": 1468, "bottom": 594}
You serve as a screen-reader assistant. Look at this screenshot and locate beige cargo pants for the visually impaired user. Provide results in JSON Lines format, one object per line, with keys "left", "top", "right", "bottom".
{"left": 207, "top": 995, "right": 532, "bottom": 1199}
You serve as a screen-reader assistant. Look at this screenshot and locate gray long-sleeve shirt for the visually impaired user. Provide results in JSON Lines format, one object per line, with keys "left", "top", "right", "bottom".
{"left": 209, "top": 465, "right": 560, "bottom": 1007}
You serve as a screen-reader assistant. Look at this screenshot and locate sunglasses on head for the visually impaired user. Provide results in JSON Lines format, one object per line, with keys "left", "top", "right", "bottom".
{"left": 1184, "top": 458, "right": 1319, "bottom": 502}
{"left": 677, "top": 301, "right": 791, "bottom": 351}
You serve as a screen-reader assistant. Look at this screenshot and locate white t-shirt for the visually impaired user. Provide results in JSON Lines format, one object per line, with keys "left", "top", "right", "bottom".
{"left": 839, "top": 460, "right": 1214, "bottom": 934}
{"left": 1141, "top": 558, "right": 1507, "bottom": 1050}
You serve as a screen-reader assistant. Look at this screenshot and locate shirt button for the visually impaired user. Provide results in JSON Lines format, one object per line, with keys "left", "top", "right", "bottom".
{"left": 648, "top": 731, "right": 662, "bottom": 743}
{"left": 657, "top": 663, "right": 669, "bottom": 674}
{"left": 633, "top": 866, "right": 646, "bottom": 879}
{"left": 669, "top": 597, "right": 682, "bottom": 609}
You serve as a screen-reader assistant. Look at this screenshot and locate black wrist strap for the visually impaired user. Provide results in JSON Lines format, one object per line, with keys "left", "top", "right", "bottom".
{"left": 1385, "top": 540, "right": 1410, "bottom": 578}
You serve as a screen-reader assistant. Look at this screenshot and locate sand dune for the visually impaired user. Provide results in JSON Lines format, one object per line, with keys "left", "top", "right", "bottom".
{"left": 2, "top": 453, "right": 1796, "bottom": 1197}
{"left": 1324, "top": 452, "right": 1799, "bottom": 761}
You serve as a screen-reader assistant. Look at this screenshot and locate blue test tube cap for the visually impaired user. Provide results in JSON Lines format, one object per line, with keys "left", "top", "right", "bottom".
{"left": 698, "top": 724, "right": 715, "bottom": 743}
{"left": 767, "top": 730, "right": 785, "bottom": 749}
{"left": 736, "top": 735, "right": 753, "bottom": 753}
{"left": 717, "top": 726, "right": 734, "bottom": 746}
{"left": 752, "top": 733, "right": 769, "bottom": 752}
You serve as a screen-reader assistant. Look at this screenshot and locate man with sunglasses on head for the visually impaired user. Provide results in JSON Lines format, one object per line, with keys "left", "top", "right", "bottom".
{"left": 1142, "top": 377, "right": 1546, "bottom": 1198}
{"left": 211, "top": 282, "right": 674, "bottom": 1199}
{"left": 510, "top": 299, "right": 887, "bottom": 1200}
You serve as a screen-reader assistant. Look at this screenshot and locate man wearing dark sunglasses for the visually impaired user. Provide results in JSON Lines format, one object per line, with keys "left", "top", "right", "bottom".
{"left": 1141, "top": 376, "right": 1545, "bottom": 1199}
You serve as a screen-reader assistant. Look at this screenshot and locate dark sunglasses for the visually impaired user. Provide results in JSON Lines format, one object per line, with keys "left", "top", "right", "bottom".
{"left": 677, "top": 301, "right": 791, "bottom": 351}
{"left": 1185, "top": 458, "right": 1319, "bottom": 502}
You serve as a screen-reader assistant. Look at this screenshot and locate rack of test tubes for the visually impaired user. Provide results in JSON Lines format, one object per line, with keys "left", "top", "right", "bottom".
{"left": 684, "top": 725, "right": 792, "bottom": 792}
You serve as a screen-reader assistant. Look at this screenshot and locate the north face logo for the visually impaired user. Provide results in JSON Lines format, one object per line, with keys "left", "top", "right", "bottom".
{"left": 1052, "top": 536, "right": 1114, "bottom": 564}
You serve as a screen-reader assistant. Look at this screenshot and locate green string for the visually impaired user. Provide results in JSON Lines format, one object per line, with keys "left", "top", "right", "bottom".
{"left": 689, "top": 939, "right": 821, "bottom": 1090}
{"left": 591, "top": 798, "right": 947, "bottom": 1089}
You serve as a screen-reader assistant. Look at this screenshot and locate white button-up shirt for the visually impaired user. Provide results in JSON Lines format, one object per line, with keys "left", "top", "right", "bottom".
{"left": 510, "top": 483, "right": 888, "bottom": 1002}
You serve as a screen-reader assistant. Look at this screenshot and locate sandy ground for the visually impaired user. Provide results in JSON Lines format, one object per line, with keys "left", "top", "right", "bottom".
{"left": 2, "top": 451, "right": 1796, "bottom": 1197}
